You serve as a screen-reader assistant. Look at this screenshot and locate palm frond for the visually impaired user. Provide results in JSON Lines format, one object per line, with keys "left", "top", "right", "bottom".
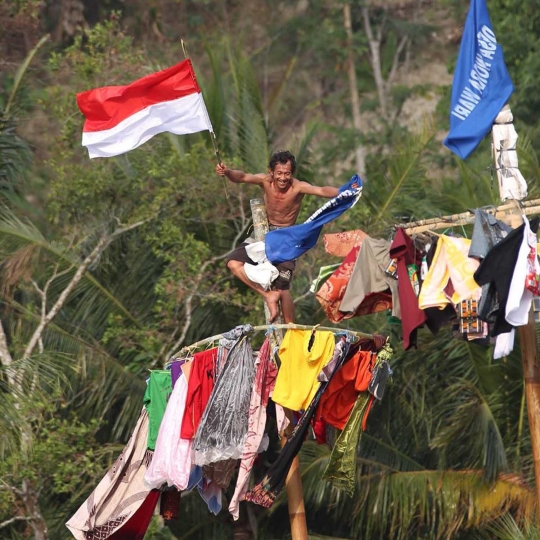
{"left": 292, "top": 439, "right": 535, "bottom": 540}
{"left": 0, "top": 206, "right": 140, "bottom": 325}
{"left": 4, "top": 35, "right": 49, "bottom": 117}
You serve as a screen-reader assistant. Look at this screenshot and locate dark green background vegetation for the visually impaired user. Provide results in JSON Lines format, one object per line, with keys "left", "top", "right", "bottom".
{"left": 1, "top": 0, "right": 540, "bottom": 538}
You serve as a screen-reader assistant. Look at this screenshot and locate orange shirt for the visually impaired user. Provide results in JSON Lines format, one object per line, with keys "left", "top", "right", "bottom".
{"left": 318, "top": 350, "right": 375, "bottom": 430}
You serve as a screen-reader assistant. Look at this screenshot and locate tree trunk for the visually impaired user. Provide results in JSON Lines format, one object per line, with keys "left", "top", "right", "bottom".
{"left": 343, "top": 2, "right": 366, "bottom": 178}
{"left": 22, "top": 480, "right": 48, "bottom": 540}
{"left": 361, "top": 6, "right": 388, "bottom": 121}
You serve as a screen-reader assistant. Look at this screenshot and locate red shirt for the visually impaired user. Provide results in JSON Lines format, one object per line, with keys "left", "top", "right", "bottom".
{"left": 180, "top": 348, "right": 218, "bottom": 439}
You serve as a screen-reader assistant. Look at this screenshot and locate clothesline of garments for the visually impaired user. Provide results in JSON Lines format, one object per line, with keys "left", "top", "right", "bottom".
{"left": 66, "top": 324, "right": 392, "bottom": 539}
{"left": 314, "top": 208, "right": 540, "bottom": 359}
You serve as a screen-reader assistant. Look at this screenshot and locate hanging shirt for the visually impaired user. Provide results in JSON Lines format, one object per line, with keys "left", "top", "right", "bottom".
{"left": 265, "top": 176, "right": 362, "bottom": 264}
{"left": 317, "top": 350, "right": 376, "bottom": 430}
{"left": 474, "top": 218, "right": 539, "bottom": 336}
{"left": 180, "top": 348, "right": 218, "bottom": 439}
{"left": 389, "top": 228, "right": 426, "bottom": 349}
{"left": 469, "top": 208, "right": 511, "bottom": 259}
{"left": 144, "top": 372, "right": 192, "bottom": 491}
{"left": 143, "top": 370, "right": 173, "bottom": 451}
{"left": 418, "top": 235, "right": 481, "bottom": 310}
{"left": 339, "top": 237, "right": 400, "bottom": 319}
{"left": 506, "top": 217, "right": 540, "bottom": 326}
{"left": 272, "top": 329, "right": 335, "bottom": 411}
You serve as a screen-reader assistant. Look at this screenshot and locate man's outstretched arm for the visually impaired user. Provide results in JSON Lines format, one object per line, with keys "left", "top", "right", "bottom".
{"left": 216, "top": 163, "right": 265, "bottom": 186}
{"left": 298, "top": 181, "right": 339, "bottom": 198}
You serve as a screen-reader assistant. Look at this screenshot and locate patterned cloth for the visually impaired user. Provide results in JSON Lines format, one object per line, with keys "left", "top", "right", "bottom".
{"left": 66, "top": 409, "right": 154, "bottom": 539}
{"left": 229, "top": 339, "right": 277, "bottom": 520}
{"left": 323, "top": 229, "right": 367, "bottom": 257}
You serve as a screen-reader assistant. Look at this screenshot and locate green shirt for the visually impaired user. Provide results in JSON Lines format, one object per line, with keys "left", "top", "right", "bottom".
{"left": 143, "top": 370, "right": 173, "bottom": 450}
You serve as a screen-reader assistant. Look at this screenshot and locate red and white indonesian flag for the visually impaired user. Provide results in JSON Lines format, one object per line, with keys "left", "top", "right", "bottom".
{"left": 77, "top": 59, "right": 213, "bottom": 158}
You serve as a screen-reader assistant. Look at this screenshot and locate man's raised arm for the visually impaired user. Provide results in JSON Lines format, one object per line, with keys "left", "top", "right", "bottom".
{"left": 216, "top": 163, "right": 265, "bottom": 186}
{"left": 298, "top": 181, "right": 339, "bottom": 199}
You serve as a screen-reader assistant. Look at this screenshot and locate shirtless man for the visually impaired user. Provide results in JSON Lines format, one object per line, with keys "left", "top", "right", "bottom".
{"left": 216, "top": 150, "right": 339, "bottom": 323}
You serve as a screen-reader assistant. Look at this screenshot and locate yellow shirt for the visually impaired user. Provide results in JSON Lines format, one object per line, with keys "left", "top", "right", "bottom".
{"left": 272, "top": 329, "right": 335, "bottom": 411}
{"left": 418, "top": 235, "right": 481, "bottom": 310}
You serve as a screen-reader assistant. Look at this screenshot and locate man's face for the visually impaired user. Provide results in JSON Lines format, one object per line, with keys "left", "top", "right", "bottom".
{"left": 271, "top": 161, "right": 293, "bottom": 190}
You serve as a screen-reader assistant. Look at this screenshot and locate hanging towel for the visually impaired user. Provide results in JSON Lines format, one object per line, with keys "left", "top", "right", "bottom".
{"left": 265, "top": 175, "right": 362, "bottom": 264}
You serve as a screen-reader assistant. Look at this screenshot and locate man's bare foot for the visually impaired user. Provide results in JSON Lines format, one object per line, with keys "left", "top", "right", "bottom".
{"left": 264, "top": 290, "right": 281, "bottom": 322}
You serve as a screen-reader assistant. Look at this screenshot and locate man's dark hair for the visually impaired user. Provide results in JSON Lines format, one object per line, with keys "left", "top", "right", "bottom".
{"left": 269, "top": 150, "right": 296, "bottom": 174}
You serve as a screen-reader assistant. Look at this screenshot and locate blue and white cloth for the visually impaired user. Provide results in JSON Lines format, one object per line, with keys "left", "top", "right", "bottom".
{"left": 265, "top": 175, "right": 362, "bottom": 265}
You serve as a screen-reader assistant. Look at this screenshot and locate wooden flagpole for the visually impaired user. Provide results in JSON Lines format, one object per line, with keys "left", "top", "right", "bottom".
{"left": 250, "top": 198, "right": 309, "bottom": 540}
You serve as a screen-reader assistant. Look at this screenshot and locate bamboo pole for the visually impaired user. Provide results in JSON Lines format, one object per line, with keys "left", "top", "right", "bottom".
{"left": 172, "top": 323, "right": 368, "bottom": 358}
{"left": 488, "top": 114, "right": 540, "bottom": 515}
{"left": 519, "top": 309, "right": 540, "bottom": 513}
{"left": 398, "top": 198, "right": 540, "bottom": 235}
{"left": 251, "top": 198, "right": 308, "bottom": 540}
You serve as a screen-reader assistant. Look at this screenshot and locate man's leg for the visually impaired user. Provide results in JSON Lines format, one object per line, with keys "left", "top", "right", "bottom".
{"left": 280, "top": 289, "right": 295, "bottom": 323}
{"left": 227, "top": 260, "right": 281, "bottom": 321}
{"left": 273, "top": 260, "right": 296, "bottom": 323}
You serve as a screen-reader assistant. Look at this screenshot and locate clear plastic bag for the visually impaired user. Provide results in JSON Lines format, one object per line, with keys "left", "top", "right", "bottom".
{"left": 193, "top": 325, "right": 256, "bottom": 465}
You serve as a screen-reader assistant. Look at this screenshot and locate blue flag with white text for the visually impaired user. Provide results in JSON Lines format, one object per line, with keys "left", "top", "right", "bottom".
{"left": 443, "top": 0, "right": 514, "bottom": 160}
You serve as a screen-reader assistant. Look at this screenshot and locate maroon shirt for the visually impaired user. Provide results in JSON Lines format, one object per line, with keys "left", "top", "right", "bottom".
{"left": 389, "top": 228, "right": 426, "bottom": 349}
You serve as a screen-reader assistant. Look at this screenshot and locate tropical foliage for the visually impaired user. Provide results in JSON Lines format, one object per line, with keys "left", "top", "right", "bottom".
{"left": 1, "top": 0, "right": 540, "bottom": 539}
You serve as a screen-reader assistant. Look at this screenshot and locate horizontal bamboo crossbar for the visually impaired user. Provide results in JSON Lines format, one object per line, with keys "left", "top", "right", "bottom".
{"left": 398, "top": 198, "right": 540, "bottom": 235}
{"left": 171, "top": 323, "right": 374, "bottom": 358}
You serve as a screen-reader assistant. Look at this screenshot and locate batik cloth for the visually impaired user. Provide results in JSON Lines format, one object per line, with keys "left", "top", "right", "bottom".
{"left": 192, "top": 325, "right": 256, "bottom": 465}
{"left": 144, "top": 373, "right": 192, "bottom": 490}
{"left": 66, "top": 408, "right": 154, "bottom": 539}
{"left": 323, "top": 229, "right": 367, "bottom": 257}
{"left": 229, "top": 339, "right": 277, "bottom": 520}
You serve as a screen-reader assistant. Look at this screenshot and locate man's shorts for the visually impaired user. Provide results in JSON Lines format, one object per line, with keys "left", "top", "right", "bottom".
{"left": 226, "top": 242, "right": 296, "bottom": 291}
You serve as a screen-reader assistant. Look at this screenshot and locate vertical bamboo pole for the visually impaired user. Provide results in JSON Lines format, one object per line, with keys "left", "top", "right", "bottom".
{"left": 490, "top": 116, "right": 540, "bottom": 513}
{"left": 518, "top": 309, "right": 540, "bottom": 513}
{"left": 250, "top": 198, "right": 308, "bottom": 540}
